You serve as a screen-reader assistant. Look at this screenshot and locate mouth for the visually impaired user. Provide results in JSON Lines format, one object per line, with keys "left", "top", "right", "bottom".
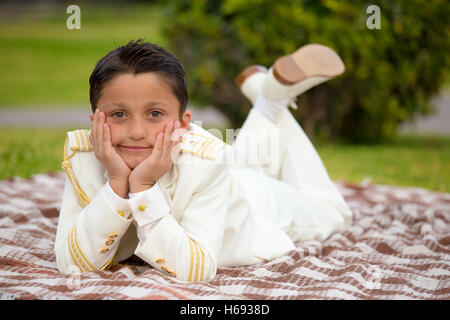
{"left": 119, "top": 145, "right": 152, "bottom": 152}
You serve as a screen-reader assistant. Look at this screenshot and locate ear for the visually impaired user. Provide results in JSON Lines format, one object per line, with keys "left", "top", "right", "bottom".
{"left": 89, "top": 114, "right": 94, "bottom": 122}
{"left": 180, "top": 109, "right": 191, "bottom": 130}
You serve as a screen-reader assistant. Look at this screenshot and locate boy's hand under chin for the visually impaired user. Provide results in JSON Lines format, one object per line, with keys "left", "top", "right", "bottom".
{"left": 129, "top": 120, "right": 184, "bottom": 194}
{"left": 90, "top": 109, "right": 132, "bottom": 198}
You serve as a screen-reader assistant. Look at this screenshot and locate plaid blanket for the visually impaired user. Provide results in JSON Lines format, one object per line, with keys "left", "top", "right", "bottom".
{"left": 0, "top": 172, "right": 448, "bottom": 300}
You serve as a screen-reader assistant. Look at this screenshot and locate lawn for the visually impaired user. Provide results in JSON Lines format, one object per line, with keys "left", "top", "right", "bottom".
{"left": 0, "top": 127, "right": 448, "bottom": 193}
{"left": 315, "top": 134, "right": 450, "bottom": 193}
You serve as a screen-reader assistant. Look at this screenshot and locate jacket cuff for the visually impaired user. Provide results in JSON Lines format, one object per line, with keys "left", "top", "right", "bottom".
{"left": 129, "top": 183, "right": 170, "bottom": 227}
{"left": 101, "top": 182, "right": 132, "bottom": 220}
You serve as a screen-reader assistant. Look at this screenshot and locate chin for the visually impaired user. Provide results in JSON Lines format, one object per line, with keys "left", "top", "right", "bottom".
{"left": 124, "top": 156, "right": 145, "bottom": 170}
{"left": 117, "top": 148, "right": 152, "bottom": 170}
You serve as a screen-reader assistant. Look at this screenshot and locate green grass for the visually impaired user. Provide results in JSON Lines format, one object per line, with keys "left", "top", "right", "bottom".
{"left": 0, "top": 128, "right": 448, "bottom": 193}
{"left": 316, "top": 134, "right": 450, "bottom": 192}
{"left": 0, "top": 127, "right": 70, "bottom": 179}
{"left": 0, "top": 4, "right": 168, "bottom": 107}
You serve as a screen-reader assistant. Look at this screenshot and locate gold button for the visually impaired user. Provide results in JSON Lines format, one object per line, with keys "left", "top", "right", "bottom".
{"left": 161, "top": 266, "right": 176, "bottom": 277}
{"left": 138, "top": 204, "right": 146, "bottom": 211}
{"left": 108, "top": 233, "right": 118, "bottom": 239}
{"left": 105, "top": 239, "right": 114, "bottom": 246}
{"left": 118, "top": 211, "right": 124, "bottom": 217}
{"left": 156, "top": 258, "right": 165, "bottom": 264}
{"left": 99, "top": 247, "right": 109, "bottom": 254}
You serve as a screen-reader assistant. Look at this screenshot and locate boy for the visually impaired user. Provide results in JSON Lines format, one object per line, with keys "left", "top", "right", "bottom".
{"left": 55, "top": 39, "right": 352, "bottom": 282}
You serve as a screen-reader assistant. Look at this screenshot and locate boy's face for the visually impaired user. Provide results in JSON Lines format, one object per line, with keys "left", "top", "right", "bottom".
{"left": 93, "top": 72, "right": 191, "bottom": 169}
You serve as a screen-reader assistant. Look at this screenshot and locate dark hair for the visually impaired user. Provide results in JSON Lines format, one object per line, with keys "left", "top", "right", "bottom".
{"left": 89, "top": 39, "right": 188, "bottom": 117}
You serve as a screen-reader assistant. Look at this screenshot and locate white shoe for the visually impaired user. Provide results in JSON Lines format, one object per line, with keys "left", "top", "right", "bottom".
{"left": 263, "top": 44, "right": 345, "bottom": 105}
{"left": 235, "top": 65, "right": 290, "bottom": 122}
{"left": 235, "top": 65, "right": 268, "bottom": 105}
{"left": 236, "top": 66, "right": 299, "bottom": 111}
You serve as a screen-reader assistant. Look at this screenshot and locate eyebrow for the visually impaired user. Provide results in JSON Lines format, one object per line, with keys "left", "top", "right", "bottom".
{"left": 108, "top": 101, "right": 169, "bottom": 109}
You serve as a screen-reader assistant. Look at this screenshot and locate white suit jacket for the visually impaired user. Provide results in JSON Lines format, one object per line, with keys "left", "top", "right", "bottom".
{"left": 55, "top": 122, "right": 297, "bottom": 282}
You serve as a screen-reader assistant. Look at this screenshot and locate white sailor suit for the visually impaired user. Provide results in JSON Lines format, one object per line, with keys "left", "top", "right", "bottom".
{"left": 55, "top": 107, "right": 353, "bottom": 282}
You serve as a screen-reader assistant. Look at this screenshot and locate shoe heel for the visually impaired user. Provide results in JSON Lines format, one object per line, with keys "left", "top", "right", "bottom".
{"left": 235, "top": 65, "right": 267, "bottom": 87}
{"left": 273, "top": 55, "right": 308, "bottom": 85}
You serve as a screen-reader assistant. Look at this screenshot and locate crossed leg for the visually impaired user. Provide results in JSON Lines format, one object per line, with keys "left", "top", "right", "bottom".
{"left": 230, "top": 98, "right": 353, "bottom": 242}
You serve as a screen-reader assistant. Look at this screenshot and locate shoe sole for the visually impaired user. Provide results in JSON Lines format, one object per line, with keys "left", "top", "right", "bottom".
{"left": 235, "top": 65, "right": 268, "bottom": 87}
{"left": 273, "top": 44, "right": 345, "bottom": 85}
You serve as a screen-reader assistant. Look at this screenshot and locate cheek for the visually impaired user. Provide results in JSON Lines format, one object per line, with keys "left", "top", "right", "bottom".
{"left": 149, "top": 124, "right": 166, "bottom": 142}
{"left": 108, "top": 123, "right": 123, "bottom": 145}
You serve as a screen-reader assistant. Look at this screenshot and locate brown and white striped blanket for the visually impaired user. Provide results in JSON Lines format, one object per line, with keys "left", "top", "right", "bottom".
{"left": 0, "top": 172, "right": 448, "bottom": 300}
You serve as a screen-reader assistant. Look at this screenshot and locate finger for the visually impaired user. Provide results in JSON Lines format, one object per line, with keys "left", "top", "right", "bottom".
{"left": 169, "top": 120, "right": 181, "bottom": 150}
{"left": 91, "top": 109, "right": 98, "bottom": 140}
{"left": 164, "top": 121, "right": 173, "bottom": 145}
{"left": 103, "top": 123, "right": 112, "bottom": 147}
{"left": 96, "top": 111, "right": 106, "bottom": 155}
{"left": 98, "top": 111, "right": 105, "bottom": 144}
{"left": 91, "top": 109, "right": 99, "bottom": 147}
{"left": 161, "top": 121, "right": 174, "bottom": 159}
{"left": 165, "top": 121, "right": 183, "bottom": 163}
{"left": 94, "top": 109, "right": 100, "bottom": 140}
{"left": 89, "top": 130, "right": 94, "bottom": 147}
{"left": 89, "top": 112, "right": 94, "bottom": 139}
{"left": 101, "top": 114, "right": 108, "bottom": 144}
{"left": 171, "top": 120, "right": 181, "bottom": 142}
{"left": 152, "top": 132, "right": 164, "bottom": 158}
{"left": 169, "top": 121, "right": 183, "bottom": 156}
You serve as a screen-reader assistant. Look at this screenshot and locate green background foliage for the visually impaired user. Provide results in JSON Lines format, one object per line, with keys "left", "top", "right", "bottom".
{"left": 161, "top": 0, "right": 450, "bottom": 143}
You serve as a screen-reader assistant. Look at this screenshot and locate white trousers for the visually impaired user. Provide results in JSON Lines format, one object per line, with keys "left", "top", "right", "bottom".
{"left": 229, "top": 107, "right": 353, "bottom": 242}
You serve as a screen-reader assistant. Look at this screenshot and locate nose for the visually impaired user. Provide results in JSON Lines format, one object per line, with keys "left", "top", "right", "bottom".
{"left": 127, "top": 117, "right": 147, "bottom": 141}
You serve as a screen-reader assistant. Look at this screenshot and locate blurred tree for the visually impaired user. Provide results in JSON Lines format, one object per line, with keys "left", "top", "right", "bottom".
{"left": 160, "top": 0, "right": 450, "bottom": 143}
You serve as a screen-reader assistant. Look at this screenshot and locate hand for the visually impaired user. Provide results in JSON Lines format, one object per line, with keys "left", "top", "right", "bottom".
{"left": 90, "top": 109, "right": 131, "bottom": 197}
{"left": 129, "top": 120, "right": 184, "bottom": 193}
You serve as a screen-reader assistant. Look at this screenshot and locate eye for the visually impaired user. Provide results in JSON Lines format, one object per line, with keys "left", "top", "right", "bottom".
{"left": 112, "top": 111, "right": 126, "bottom": 119}
{"left": 149, "top": 110, "right": 162, "bottom": 118}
